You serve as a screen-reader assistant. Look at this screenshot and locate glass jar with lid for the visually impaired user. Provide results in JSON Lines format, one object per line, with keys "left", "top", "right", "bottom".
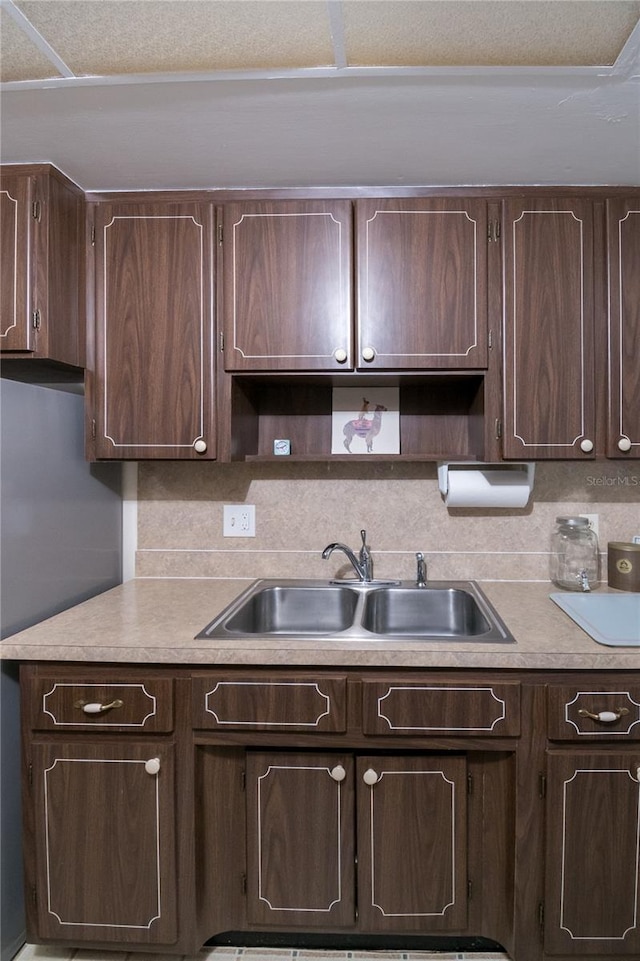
{"left": 550, "top": 516, "right": 600, "bottom": 591}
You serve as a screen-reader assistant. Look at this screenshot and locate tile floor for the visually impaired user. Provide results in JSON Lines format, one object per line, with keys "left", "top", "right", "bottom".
{"left": 14, "top": 945, "right": 511, "bottom": 961}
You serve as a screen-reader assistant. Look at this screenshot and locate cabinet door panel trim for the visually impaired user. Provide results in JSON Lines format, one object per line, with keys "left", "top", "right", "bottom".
{"left": 563, "top": 690, "right": 640, "bottom": 737}
{"left": 205, "top": 680, "right": 331, "bottom": 727}
{"left": 230, "top": 210, "right": 349, "bottom": 364}
{"left": 43, "top": 756, "right": 164, "bottom": 930}
{"left": 559, "top": 766, "right": 640, "bottom": 941}
{"left": 361, "top": 208, "right": 481, "bottom": 360}
{"left": 101, "top": 212, "right": 208, "bottom": 452}
{"left": 510, "top": 209, "right": 588, "bottom": 450}
{"left": 609, "top": 206, "right": 640, "bottom": 453}
{"left": 255, "top": 762, "right": 345, "bottom": 913}
{"left": 1, "top": 187, "right": 20, "bottom": 339}
{"left": 377, "top": 684, "right": 507, "bottom": 732}
{"left": 368, "top": 768, "right": 458, "bottom": 917}
{"left": 42, "top": 682, "right": 158, "bottom": 727}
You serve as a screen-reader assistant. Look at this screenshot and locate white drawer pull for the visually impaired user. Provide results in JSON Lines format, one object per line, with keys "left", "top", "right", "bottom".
{"left": 363, "top": 768, "right": 379, "bottom": 786}
{"left": 145, "top": 757, "right": 161, "bottom": 776}
{"left": 578, "top": 707, "right": 630, "bottom": 723}
{"left": 330, "top": 765, "right": 346, "bottom": 782}
{"left": 75, "top": 699, "right": 124, "bottom": 715}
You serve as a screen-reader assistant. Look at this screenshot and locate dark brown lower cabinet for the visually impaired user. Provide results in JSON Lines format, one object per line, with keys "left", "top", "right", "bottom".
{"left": 245, "top": 751, "right": 467, "bottom": 933}
{"left": 31, "top": 742, "right": 177, "bottom": 945}
{"left": 22, "top": 663, "right": 640, "bottom": 961}
{"left": 545, "top": 752, "right": 640, "bottom": 956}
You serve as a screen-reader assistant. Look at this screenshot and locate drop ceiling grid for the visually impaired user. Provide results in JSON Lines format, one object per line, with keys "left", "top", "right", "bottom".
{"left": 1, "top": 0, "right": 640, "bottom": 84}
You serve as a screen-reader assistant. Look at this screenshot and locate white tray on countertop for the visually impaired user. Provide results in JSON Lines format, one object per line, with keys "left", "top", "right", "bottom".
{"left": 550, "top": 592, "right": 640, "bottom": 647}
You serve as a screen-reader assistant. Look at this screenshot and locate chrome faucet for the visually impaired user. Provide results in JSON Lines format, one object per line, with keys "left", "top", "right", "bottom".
{"left": 416, "top": 552, "right": 427, "bottom": 588}
{"left": 322, "top": 529, "right": 373, "bottom": 583}
{"left": 577, "top": 569, "right": 591, "bottom": 592}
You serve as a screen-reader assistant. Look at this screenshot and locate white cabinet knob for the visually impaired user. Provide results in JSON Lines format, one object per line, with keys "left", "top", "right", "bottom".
{"left": 361, "top": 347, "right": 376, "bottom": 362}
{"left": 334, "top": 348, "right": 348, "bottom": 364}
{"left": 618, "top": 436, "right": 632, "bottom": 452}
{"left": 194, "top": 439, "right": 207, "bottom": 454}
{"left": 363, "top": 768, "right": 379, "bottom": 786}
{"left": 330, "top": 764, "right": 346, "bottom": 782}
{"left": 144, "top": 757, "right": 161, "bottom": 776}
{"left": 580, "top": 439, "right": 594, "bottom": 453}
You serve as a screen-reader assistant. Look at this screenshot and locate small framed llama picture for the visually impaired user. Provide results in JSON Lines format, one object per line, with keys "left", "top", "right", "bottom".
{"left": 331, "top": 386, "right": 400, "bottom": 455}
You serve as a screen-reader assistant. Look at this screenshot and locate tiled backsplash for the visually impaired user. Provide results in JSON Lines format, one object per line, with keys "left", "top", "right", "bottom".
{"left": 136, "top": 461, "right": 639, "bottom": 583}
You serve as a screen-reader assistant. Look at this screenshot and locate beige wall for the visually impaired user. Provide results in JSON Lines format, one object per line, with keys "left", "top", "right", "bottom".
{"left": 136, "top": 461, "right": 639, "bottom": 585}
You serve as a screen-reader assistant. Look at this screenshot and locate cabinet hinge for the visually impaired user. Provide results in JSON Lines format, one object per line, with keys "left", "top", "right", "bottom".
{"left": 32, "top": 200, "right": 41, "bottom": 222}
{"left": 32, "top": 884, "right": 37, "bottom": 907}
{"left": 487, "top": 219, "right": 501, "bottom": 243}
{"left": 28, "top": 762, "right": 33, "bottom": 788}
{"left": 217, "top": 223, "right": 223, "bottom": 245}
{"left": 538, "top": 901, "right": 545, "bottom": 929}
{"left": 495, "top": 418, "right": 502, "bottom": 440}
{"left": 219, "top": 331, "right": 224, "bottom": 352}
{"left": 468, "top": 879, "right": 473, "bottom": 900}
{"left": 539, "top": 773, "right": 547, "bottom": 799}
{"left": 241, "top": 769, "right": 246, "bottom": 792}
{"left": 91, "top": 419, "right": 96, "bottom": 440}
{"left": 467, "top": 773, "right": 473, "bottom": 796}
{"left": 488, "top": 329, "right": 493, "bottom": 350}
{"left": 241, "top": 873, "right": 247, "bottom": 895}
{"left": 90, "top": 224, "right": 96, "bottom": 246}
{"left": 31, "top": 308, "right": 41, "bottom": 330}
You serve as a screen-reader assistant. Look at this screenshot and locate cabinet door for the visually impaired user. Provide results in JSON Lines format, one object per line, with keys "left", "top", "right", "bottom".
{"left": 356, "top": 199, "right": 488, "bottom": 370}
{"left": 502, "top": 198, "right": 596, "bottom": 458}
{"left": 94, "top": 202, "right": 214, "bottom": 459}
{"left": 545, "top": 752, "right": 640, "bottom": 955}
{"left": 1, "top": 173, "right": 34, "bottom": 352}
{"left": 221, "top": 201, "right": 353, "bottom": 371}
{"left": 607, "top": 199, "right": 640, "bottom": 458}
{"left": 356, "top": 755, "right": 468, "bottom": 932}
{"left": 245, "top": 751, "right": 355, "bottom": 927}
{"left": 31, "top": 742, "right": 177, "bottom": 944}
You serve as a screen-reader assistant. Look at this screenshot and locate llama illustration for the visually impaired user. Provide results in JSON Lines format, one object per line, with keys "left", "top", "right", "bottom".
{"left": 343, "top": 402, "right": 388, "bottom": 453}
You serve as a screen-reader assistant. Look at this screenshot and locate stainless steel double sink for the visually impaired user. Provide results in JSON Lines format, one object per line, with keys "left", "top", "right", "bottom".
{"left": 196, "top": 579, "right": 515, "bottom": 643}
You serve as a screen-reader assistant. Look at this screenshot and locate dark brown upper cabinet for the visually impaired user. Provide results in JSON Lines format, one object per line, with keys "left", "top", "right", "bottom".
{"left": 355, "top": 198, "right": 488, "bottom": 370}
{"left": 606, "top": 198, "right": 639, "bottom": 459}
{"left": 502, "top": 198, "right": 596, "bottom": 459}
{"left": 220, "top": 198, "right": 489, "bottom": 374}
{"left": 221, "top": 200, "right": 353, "bottom": 372}
{"left": 1, "top": 165, "right": 84, "bottom": 367}
{"left": 91, "top": 201, "right": 215, "bottom": 460}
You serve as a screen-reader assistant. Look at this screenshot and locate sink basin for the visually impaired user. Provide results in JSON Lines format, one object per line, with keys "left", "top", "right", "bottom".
{"left": 210, "top": 584, "right": 360, "bottom": 636}
{"left": 362, "top": 586, "right": 492, "bottom": 637}
{"left": 196, "top": 579, "right": 515, "bottom": 643}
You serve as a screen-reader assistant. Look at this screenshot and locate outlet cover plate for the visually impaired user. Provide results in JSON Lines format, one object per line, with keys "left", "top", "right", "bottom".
{"left": 223, "top": 505, "right": 256, "bottom": 537}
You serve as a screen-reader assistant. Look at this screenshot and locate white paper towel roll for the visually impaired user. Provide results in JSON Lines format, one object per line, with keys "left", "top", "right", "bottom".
{"left": 442, "top": 467, "right": 533, "bottom": 508}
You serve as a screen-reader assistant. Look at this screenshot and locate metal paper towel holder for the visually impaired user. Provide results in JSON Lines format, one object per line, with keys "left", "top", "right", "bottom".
{"left": 437, "top": 462, "right": 536, "bottom": 506}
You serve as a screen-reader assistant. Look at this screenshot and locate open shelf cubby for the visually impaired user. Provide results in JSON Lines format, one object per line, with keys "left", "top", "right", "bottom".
{"left": 227, "top": 374, "right": 487, "bottom": 462}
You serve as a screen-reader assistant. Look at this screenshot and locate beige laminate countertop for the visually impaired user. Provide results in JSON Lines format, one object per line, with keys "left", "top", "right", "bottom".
{"left": 2, "top": 578, "right": 639, "bottom": 670}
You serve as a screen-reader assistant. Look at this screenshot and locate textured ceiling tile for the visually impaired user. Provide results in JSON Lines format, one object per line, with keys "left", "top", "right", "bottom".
{"left": 15, "top": 0, "right": 335, "bottom": 75}
{"left": 342, "top": 0, "right": 640, "bottom": 67}
{"left": 0, "top": 7, "right": 64, "bottom": 81}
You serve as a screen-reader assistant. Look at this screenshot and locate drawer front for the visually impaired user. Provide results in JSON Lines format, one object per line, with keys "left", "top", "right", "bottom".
{"left": 363, "top": 681, "right": 520, "bottom": 736}
{"left": 31, "top": 679, "right": 174, "bottom": 732}
{"left": 548, "top": 686, "right": 640, "bottom": 740}
{"left": 192, "top": 675, "right": 347, "bottom": 732}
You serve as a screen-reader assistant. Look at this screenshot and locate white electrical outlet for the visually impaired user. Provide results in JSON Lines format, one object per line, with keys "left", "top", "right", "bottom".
{"left": 223, "top": 505, "right": 256, "bottom": 537}
{"left": 580, "top": 513, "right": 599, "bottom": 538}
